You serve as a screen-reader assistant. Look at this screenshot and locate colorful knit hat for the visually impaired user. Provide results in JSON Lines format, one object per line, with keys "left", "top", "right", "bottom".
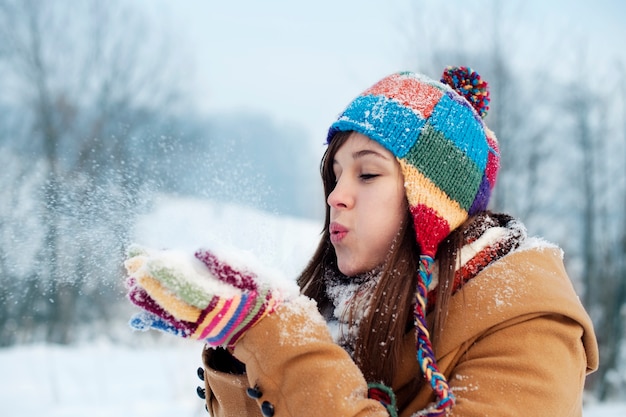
{"left": 327, "top": 66, "right": 500, "bottom": 416}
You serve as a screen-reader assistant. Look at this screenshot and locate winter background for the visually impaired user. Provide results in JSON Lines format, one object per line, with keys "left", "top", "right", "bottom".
{"left": 1, "top": 0, "right": 626, "bottom": 416}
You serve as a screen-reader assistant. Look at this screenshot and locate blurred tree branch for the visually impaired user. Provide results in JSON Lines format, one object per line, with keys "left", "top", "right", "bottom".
{"left": 0, "top": 0, "right": 193, "bottom": 345}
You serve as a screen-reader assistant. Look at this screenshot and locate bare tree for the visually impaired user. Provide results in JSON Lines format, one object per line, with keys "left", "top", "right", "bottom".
{"left": 563, "top": 80, "right": 599, "bottom": 308}
{"left": 592, "top": 61, "right": 626, "bottom": 400}
{"left": 0, "top": 0, "right": 192, "bottom": 344}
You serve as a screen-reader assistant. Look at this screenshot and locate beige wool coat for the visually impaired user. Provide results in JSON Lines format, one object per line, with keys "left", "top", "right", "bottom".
{"left": 201, "top": 245, "right": 599, "bottom": 417}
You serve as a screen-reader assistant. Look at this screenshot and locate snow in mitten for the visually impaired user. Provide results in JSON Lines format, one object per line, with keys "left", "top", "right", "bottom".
{"left": 124, "top": 244, "right": 294, "bottom": 348}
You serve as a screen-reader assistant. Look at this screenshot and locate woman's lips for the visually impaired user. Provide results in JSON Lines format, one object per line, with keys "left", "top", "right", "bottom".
{"left": 329, "top": 222, "right": 348, "bottom": 244}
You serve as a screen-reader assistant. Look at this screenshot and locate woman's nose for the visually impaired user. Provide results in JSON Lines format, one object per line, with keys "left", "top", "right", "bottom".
{"left": 327, "top": 177, "right": 353, "bottom": 209}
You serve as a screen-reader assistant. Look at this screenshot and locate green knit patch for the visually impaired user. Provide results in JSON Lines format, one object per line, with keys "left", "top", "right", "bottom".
{"left": 404, "top": 124, "right": 482, "bottom": 210}
{"left": 150, "top": 266, "right": 213, "bottom": 309}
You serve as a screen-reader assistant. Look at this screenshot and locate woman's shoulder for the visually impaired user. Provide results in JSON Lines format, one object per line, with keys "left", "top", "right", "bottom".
{"left": 458, "top": 211, "right": 570, "bottom": 297}
{"left": 460, "top": 239, "right": 580, "bottom": 319}
{"left": 439, "top": 236, "right": 596, "bottom": 355}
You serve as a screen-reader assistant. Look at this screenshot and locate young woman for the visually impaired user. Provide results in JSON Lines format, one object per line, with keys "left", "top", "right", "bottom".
{"left": 124, "top": 67, "right": 599, "bottom": 417}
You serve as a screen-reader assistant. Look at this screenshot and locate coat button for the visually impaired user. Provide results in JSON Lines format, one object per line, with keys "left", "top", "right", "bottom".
{"left": 196, "top": 386, "right": 206, "bottom": 399}
{"left": 197, "top": 366, "right": 205, "bottom": 381}
{"left": 261, "top": 401, "right": 275, "bottom": 417}
{"left": 246, "top": 386, "right": 263, "bottom": 399}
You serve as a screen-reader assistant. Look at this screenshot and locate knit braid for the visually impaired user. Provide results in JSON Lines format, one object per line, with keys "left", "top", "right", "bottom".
{"left": 415, "top": 255, "right": 455, "bottom": 416}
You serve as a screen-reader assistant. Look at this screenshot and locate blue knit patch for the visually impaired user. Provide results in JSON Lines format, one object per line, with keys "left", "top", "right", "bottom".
{"left": 206, "top": 292, "right": 250, "bottom": 345}
{"left": 428, "top": 93, "right": 488, "bottom": 170}
{"left": 329, "top": 95, "right": 425, "bottom": 158}
{"left": 129, "top": 312, "right": 189, "bottom": 337}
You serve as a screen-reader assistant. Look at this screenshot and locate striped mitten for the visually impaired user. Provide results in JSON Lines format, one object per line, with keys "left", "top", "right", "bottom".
{"left": 124, "top": 245, "right": 285, "bottom": 348}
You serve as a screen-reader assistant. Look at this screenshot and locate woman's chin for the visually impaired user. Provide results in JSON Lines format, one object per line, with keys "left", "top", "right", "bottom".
{"left": 337, "top": 261, "right": 369, "bottom": 278}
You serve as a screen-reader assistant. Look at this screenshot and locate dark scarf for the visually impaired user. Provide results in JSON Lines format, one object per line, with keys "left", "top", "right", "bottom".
{"left": 324, "top": 268, "right": 382, "bottom": 356}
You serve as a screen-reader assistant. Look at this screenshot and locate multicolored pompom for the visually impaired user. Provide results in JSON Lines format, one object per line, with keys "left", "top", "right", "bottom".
{"left": 441, "top": 66, "right": 490, "bottom": 118}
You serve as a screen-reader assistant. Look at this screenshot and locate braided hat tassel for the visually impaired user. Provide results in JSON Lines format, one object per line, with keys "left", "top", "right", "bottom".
{"left": 414, "top": 255, "right": 455, "bottom": 416}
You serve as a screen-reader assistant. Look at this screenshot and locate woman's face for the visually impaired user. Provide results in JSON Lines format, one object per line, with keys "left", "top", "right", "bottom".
{"left": 328, "top": 132, "right": 407, "bottom": 276}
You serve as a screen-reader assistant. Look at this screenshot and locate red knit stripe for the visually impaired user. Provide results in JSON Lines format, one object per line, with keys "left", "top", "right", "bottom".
{"left": 362, "top": 74, "right": 443, "bottom": 119}
{"left": 485, "top": 134, "right": 500, "bottom": 187}
{"left": 127, "top": 286, "right": 197, "bottom": 335}
{"left": 410, "top": 204, "right": 450, "bottom": 257}
{"left": 227, "top": 291, "right": 277, "bottom": 347}
{"left": 210, "top": 292, "right": 259, "bottom": 346}
{"left": 195, "top": 298, "right": 235, "bottom": 340}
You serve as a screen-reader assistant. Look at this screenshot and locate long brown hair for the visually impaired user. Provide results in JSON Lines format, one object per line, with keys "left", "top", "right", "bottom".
{"left": 297, "top": 131, "right": 465, "bottom": 386}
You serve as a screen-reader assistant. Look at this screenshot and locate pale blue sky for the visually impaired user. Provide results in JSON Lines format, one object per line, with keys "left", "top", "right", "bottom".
{"left": 152, "top": 0, "right": 626, "bottom": 149}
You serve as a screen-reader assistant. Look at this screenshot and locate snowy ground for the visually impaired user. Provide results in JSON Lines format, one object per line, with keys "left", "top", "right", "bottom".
{"left": 2, "top": 195, "right": 623, "bottom": 416}
{"left": 3, "top": 195, "right": 323, "bottom": 417}
{"left": 1, "top": 342, "right": 206, "bottom": 417}
{"left": 1, "top": 342, "right": 624, "bottom": 417}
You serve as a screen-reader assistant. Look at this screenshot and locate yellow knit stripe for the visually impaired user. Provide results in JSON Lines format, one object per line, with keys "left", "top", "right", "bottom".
{"left": 136, "top": 273, "right": 201, "bottom": 322}
{"left": 124, "top": 255, "right": 146, "bottom": 274}
{"left": 192, "top": 294, "right": 242, "bottom": 340}
{"left": 399, "top": 159, "right": 468, "bottom": 231}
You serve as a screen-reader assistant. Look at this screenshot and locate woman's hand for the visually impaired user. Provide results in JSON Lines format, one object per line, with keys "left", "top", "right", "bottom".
{"left": 124, "top": 244, "right": 293, "bottom": 348}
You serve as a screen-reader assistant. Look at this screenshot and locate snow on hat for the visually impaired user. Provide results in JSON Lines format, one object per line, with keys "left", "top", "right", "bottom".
{"left": 327, "top": 66, "right": 500, "bottom": 416}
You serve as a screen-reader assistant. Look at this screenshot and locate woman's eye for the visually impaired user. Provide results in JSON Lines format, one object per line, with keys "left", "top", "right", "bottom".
{"left": 360, "top": 173, "right": 379, "bottom": 181}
